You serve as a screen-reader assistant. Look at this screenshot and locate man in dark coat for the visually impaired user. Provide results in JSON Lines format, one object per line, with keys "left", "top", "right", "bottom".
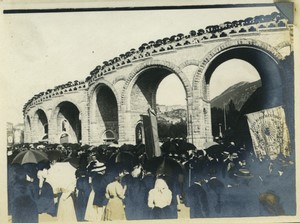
{"left": 141, "top": 170, "right": 155, "bottom": 219}
{"left": 122, "top": 164, "right": 146, "bottom": 220}
{"left": 204, "top": 169, "right": 225, "bottom": 217}
{"left": 75, "top": 169, "right": 92, "bottom": 221}
{"left": 185, "top": 180, "right": 209, "bottom": 218}
{"left": 36, "top": 161, "right": 56, "bottom": 217}
{"left": 11, "top": 165, "right": 39, "bottom": 223}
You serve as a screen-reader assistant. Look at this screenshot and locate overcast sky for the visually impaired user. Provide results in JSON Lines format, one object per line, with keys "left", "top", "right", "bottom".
{"left": 1, "top": 4, "right": 278, "bottom": 125}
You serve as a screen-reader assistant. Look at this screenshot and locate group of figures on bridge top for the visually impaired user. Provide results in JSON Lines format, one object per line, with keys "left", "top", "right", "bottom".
{"left": 22, "top": 12, "right": 289, "bottom": 115}
{"left": 86, "top": 12, "right": 288, "bottom": 80}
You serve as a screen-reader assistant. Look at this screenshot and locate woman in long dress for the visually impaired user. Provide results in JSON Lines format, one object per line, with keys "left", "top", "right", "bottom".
{"left": 48, "top": 162, "right": 77, "bottom": 222}
{"left": 85, "top": 173, "right": 108, "bottom": 222}
{"left": 103, "top": 175, "right": 126, "bottom": 221}
{"left": 148, "top": 178, "right": 173, "bottom": 219}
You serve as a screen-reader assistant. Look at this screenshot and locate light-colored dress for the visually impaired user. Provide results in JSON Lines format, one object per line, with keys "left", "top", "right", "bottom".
{"left": 103, "top": 180, "right": 126, "bottom": 221}
{"left": 148, "top": 178, "right": 172, "bottom": 208}
{"left": 47, "top": 162, "right": 77, "bottom": 222}
{"left": 85, "top": 190, "right": 104, "bottom": 222}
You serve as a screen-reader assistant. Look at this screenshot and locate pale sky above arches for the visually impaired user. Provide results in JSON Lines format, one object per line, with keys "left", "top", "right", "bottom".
{"left": 2, "top": 5, "right": 278, "bottom": 124}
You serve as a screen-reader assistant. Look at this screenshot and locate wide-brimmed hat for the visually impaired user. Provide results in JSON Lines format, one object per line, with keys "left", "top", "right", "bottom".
{"left": 234, "top": 168, "right": 253, "bottom": 179}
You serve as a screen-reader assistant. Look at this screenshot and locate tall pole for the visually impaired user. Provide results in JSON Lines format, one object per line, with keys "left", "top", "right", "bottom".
{"left": 224, "top": 103, "right": 227, "bottom": 131}
{"left": 189, "top": 114, "right": 194, "bottom": 144}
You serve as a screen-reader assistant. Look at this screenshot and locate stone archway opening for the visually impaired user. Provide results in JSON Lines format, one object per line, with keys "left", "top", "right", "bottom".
{"left": 33, "top": 109, "right": 49, "bottom": 142}
{"left": 90, "top": 84, "right": 119, "bottom": 145}
{"left": 209, "top": 59, "right": 261, "bottom": 143}
{"left": 56, "top": 101, "right": 81, "bottom": 144}
{"left": 129, "top": 67, "right": 188, "bottom": 144}
{"left": 156, "top": 74, "right": 187, "bottom": 141}
{"left": 204, "top": 46, "right": 284, "bottom": 147}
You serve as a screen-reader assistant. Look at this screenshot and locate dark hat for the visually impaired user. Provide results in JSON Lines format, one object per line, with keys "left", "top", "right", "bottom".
{"left": 75, "top": 169, "right": 87, "bottom": 178}
{"left": 37, "top": 161, "right": 51, "bottom": 171}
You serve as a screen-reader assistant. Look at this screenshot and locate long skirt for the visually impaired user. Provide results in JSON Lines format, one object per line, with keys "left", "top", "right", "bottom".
{"left": 85, "top": 191, "right": 104, "bottom": 221}
{"left": 103, "top": 198, "right": 125, "bottom": 221}
{"left": 152, "top": 206, "right": 172, "bottom": 219}
{"left": 12, "top": 196, "right": 38, "bottom": 223}
{"left": 56, "top": 193, "right": 77, "bottom": 222}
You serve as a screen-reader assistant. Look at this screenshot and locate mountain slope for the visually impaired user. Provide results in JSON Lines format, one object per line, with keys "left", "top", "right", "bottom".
{"left": 211, "top": 80, "right": 261, "bottom": 111}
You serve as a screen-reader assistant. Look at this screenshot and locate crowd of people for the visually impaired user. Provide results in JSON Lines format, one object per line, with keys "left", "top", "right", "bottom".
{"left": 7, "top": 139, "right": 295, "bottom": 222}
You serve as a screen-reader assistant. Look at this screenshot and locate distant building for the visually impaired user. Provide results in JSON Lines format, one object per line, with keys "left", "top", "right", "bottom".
{"left": 14, "top": 123, "right": 25, "bottom": 144}
{"left": 6, "top": 122, "right": 25, "bottom": 147}
{"left": 7, "top": 122, "right": 14, "bottom": 148}
{"left": 156, "top": 104, "right": 186, "bottom": 113}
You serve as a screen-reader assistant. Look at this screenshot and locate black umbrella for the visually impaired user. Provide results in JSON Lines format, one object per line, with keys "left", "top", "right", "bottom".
{"left": 119, "top": 144, "right": 135, "bottom": 152}
{"left": 144, "top": 156, "right": 185, "bottom": 177}
{"left": 63, "top": 156, "right": 80, "bottom": 169}
{"left": 108, "top": 151, "right": 139, "bottom": 171}
{"left": 205, "top": 144, "right": 225, "bottom": 158}
{"left": 12, "top": 150, "right": 48, "bottom": 165}
{"left": 46, "top": 150, "right": 63, "bottom": 161}
{"left": 161, "top": 140, "right": 179, "bottom": 154}
{"left": 177, "top": 140, "right": 197, "bottom": 154}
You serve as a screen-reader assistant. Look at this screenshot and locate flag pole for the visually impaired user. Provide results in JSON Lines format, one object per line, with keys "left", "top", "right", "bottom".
{"left": 189, "top": 114, "right": 194, "bottom": 144}
{"left": 224, "top": 103, "right": 227, "bottom": 131}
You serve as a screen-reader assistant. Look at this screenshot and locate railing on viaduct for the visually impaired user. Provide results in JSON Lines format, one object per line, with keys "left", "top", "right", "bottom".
{"left": 23, "top": 12, "right": 290, "bottom": 116}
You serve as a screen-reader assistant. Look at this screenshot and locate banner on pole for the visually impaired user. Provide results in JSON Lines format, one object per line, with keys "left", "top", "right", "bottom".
{"left": 246, "top": 106, "right": 290, "bottom": 160}
{"left": 142, "top": 108, "right": 161, "bottom": 159}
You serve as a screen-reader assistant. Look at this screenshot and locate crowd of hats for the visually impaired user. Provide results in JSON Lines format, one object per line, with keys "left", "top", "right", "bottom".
{"left": 22, "top": 12, "right": 289, "bottom": 116}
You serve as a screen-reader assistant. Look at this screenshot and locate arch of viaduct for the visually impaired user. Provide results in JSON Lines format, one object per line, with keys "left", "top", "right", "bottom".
{"left": 23, "top": 12, "right": 293, "bottom": 149}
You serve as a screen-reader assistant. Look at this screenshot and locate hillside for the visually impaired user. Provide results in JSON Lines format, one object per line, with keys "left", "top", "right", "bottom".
{"left": 157, "top": 108, "right": 187, "bottom": 124}
{"left": 211, "top": 80, "right": 261, "bottom": 111}
{"left": 156, "top": 80, "right": 261, "bottom": 124}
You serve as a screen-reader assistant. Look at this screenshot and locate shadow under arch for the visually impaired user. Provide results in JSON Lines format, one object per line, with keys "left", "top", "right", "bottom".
{"left": 194, "top": 39, "right": 285, "bottom": 111}
{"left": 119, "top": 59, "right": 192, "bottom": 145}
{"left": 194, "top": 39, "right": 294, "bottom": 153}
{"left": 33, "top": 109, "right": 49, "bottom": 142}
{"left": 120, "top": 59, "right": 192, "bottom": 110}
{"left": 52, "top": 101, "right": 82, "bottom": 144}
{"left": 89, "top": 81, "right": 119, "bottom": 145}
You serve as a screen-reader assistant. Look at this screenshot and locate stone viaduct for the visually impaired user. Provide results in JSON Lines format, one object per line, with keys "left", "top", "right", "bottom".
{"left": 23, "top": 12, "right": 294, "bottom": 149}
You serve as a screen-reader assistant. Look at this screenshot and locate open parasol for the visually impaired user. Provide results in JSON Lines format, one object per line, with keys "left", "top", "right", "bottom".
{"left": 107, "top": 151, "right": 139, "bottom": 171}
{"left": 12, "top": 150, "right": 48, "bottom": 165}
